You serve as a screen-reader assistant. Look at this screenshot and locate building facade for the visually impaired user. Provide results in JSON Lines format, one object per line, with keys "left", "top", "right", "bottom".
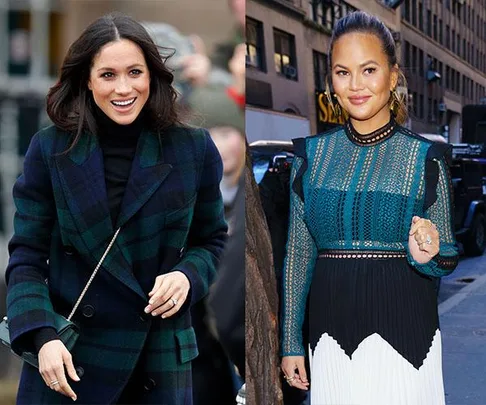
{"left": 246, "top": 0, "right": 486, "bottom": 143}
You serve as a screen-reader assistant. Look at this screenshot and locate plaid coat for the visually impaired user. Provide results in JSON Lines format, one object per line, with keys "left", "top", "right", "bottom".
{"left": 5, "top": 124, "right": 227, "bottom": 404}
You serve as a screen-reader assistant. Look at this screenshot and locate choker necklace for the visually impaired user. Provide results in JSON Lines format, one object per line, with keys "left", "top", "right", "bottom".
{"left": 345, "top": 117, "right": 396, "bottom": 146}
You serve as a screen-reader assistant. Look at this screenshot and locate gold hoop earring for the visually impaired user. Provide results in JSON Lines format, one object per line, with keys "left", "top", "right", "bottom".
{"left": 390, "top": 89, "right": 399, "bottom": 114}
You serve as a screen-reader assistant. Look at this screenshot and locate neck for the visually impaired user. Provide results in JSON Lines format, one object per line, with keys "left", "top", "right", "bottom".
{"left": 94, "top": 105, "right": 145, "bottom": 139}
{"left": 349, "top": 110, "right": 392, "bottom": 135}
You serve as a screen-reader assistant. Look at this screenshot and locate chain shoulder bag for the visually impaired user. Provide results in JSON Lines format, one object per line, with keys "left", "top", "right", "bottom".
{"left": 0, "top": 228, "right": 121, "bottom": 368}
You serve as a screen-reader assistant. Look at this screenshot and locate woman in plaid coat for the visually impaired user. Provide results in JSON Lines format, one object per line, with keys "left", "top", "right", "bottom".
{"left": 5, "top": 13, "right": 227, "bottom": 405}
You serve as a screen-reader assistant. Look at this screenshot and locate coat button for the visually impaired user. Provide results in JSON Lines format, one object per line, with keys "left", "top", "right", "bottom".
{"left": 63, "top": 246, "right": 75, "bottom": 256}
{"left": 75, "top": 366, "right": 84, "bottom": 378}
{"left": 179, "top": 247, "right": 185, "bottom": 258}
{"left": 82, "top": 305, "right": 95, "bottom": 318}
{"left": 143, "top": 378, "right": 156, "bottom": 392}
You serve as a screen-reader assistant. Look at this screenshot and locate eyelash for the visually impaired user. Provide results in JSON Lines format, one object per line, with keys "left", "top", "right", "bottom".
{"left": 100, "top": 69, "right": 143, "bottom": 78}
{"left": 335, "top": 67, "right": 376, "bottom": 76}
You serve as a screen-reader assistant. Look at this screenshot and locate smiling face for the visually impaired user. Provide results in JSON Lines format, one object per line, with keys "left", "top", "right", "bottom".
{"left": 88, "top": 39, "right": 150, "bottom": 125}
{"left": 331, "top": 32, "right": 398, "bottom": 133}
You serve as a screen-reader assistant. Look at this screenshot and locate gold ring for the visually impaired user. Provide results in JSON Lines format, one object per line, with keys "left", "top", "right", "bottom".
{"left": 50, "top": 380, "right": 59, "bottom": 387}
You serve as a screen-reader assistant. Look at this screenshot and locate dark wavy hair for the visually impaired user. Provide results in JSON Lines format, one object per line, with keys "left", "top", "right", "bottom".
{"left": 328, "top": 11, "right": 408, "bottom": 125}
{"left": 46, "top": 12, "right": 181, "bottom": 149}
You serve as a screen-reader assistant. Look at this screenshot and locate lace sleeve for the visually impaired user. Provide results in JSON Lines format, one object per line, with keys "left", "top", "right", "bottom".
{"left": 281, "top": 139, "right": 318, "bottom": 356}
{"left": 407, "top": 145, "right": 459, "bottom": 277}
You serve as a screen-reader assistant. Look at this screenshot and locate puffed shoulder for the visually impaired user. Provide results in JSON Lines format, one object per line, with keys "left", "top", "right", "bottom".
{"left": 291, "top": 137, "right": 308, "bottom": 202}
{"left": 424, "top": 142, "right": 453, "bottom": 211}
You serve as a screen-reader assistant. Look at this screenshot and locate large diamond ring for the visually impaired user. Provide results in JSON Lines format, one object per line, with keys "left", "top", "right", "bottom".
{"left": 425, "top": 234, "right": 432, "bottom": 245}
{"left": 171, "top": 298, "right": 178, "bottom": 306}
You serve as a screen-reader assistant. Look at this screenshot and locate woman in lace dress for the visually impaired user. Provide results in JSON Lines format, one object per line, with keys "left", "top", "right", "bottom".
{"left": 280, "top": 11, "right": 458, "bottom": 405}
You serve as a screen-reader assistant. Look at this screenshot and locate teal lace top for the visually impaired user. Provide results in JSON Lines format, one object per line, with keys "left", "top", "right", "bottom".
{"left": 281, "top": 119, "right": 459, "bottom": 356}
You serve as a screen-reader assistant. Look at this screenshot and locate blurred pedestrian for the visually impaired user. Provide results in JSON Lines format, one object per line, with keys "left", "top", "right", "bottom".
{"left": 5, "top": 12, "right": 226, "bottom": 405}
{"left": 280, "top": 11, "right": 459, "bottom": 405}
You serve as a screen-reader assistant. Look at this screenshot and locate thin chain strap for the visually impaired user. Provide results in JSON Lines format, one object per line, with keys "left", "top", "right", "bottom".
{"left": 67, "top": 228, "right": 121, "bottom": 321}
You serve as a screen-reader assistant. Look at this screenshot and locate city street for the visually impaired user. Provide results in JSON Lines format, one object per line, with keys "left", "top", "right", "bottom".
{"left": 440, "top": 251, "right": 486, "bottom": 405}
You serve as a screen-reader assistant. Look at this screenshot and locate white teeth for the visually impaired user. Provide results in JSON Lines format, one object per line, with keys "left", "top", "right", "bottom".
{"left": 112, "top": 98, "right": 135, "bottom": 106}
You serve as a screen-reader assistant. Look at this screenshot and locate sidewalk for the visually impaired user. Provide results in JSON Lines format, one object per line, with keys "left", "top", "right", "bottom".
{"left": 440, "top": 256, "right": 486, "bottom": 405}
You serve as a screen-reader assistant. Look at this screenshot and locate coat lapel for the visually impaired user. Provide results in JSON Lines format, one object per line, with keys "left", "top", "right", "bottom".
{"left": 115, "top": 129, "right": 173, "bottom": 228}
{"left": 52, "top": 132, "right": 147, "bottom": 300}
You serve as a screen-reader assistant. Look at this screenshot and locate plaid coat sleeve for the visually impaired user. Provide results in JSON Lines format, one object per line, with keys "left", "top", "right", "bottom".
{"left": 5, "top": 131, "right": 57, "bottom": 354}
{"left": 174, "top": 131, "right": 228, "bottom": 307}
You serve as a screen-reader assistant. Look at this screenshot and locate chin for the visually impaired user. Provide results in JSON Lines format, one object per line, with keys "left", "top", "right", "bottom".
{"left": 110, "top": 113, "right": 138, "bottom": 126}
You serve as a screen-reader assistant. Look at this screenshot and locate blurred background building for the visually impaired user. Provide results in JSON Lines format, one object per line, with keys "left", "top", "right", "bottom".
{"left": 0, "top": 0, "right": 240, "bottom": 401}
{"left": 245, "top": 0, "right": 486, "bottom": 143}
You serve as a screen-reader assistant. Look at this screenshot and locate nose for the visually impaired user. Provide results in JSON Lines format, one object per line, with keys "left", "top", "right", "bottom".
{"left": 349, "top": 73, "right": 364, "bottom": 91}
{"left": 115, "top": 76, "right": 132, "bottom": 95}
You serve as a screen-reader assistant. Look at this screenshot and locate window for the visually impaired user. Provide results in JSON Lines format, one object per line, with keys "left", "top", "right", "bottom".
{"left": 427, "top": 10, "right": 432, "bottom": 37}
{"left": 463, "top": 38, "right": 466, "bottom": 59}
{"left": 412, "top": 0, "right": 417, "bottom": 26}
{"left": 452, "top": 30, "right": 455, "bottom": 54}
{"left": 313, "top": 50, "right": 328, "bottom": 91}
{"left": 419, "top": 49, "right": 424, "bottom": 77}
{"left": 419, "top": 2, "right": 424, "bottom": 31}
{"left": 273, "top": 28, "right": 298, "bottom": 81}
{"left": 412, "top": 46, "right": 417, "bottom": 73}
{"left": 8, "top": 10, "right": 31, "bottom": 75}
{"left": 446, "top": 26, "right": 450, "bottom": 49}
{"left": 404, "top": 41, "right": 411, "bottom": 64}
{"left": 433, "top": 15, "right": 437, "bottom": 41}
{"left": 456, "top": 33, "right": 460, "bottom": 56}
{"left": 439, "top": 19, "right": 443, "bottom": 44}
{"left": 419, "top": 94, "right": 424, "bottom": 118}
{"left": 404, "top": 0, "right": 411, "bottom": 22}
{"left": 310, "top": 1, "right": 340, "bottom": 31}
{"left": 456, "top": 71, "right": 460, "bottom": 93}
{"left": 246, "top": 18, "right": 266, "bottom": 72}
{"left": 446, "top": 65, "right": 450, "bottom": 89}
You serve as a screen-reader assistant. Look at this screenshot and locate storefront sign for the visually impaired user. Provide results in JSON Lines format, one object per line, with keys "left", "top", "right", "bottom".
{"left": 315, "top": 91, "right": 344, "bottom": 133}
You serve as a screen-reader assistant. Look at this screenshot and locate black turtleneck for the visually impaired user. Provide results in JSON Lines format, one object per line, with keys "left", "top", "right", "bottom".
{"left": 95, "top": 106, "right": 145, "bottom": 225}
{"left": 32, "top": 107, "right": 145, "bottom": 353}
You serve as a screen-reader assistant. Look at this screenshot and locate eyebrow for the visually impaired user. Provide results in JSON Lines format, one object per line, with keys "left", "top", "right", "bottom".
{"left": 97, "top": 64, "right": 145, "bottom": 72}
{"left": 333, "top": 60, "right": 379, "bottom": 69}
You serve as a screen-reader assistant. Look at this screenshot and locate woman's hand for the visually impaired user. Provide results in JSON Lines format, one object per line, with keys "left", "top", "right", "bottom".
{"left": 145, "top": 271, "right": 191, "bottom": 318}
{"left": 408, "top": 216, "right": 440, "bottom": 264}
{"left": 38, "top": 340, "right": 80, "bottom": 401}
{"left": 281, "top": 356, "right": 309, "bottom": 391}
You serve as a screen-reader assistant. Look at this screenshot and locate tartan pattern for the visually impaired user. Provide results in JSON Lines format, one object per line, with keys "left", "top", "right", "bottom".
{"left": 6, "top": 125, "right": 227, "bottom": 404}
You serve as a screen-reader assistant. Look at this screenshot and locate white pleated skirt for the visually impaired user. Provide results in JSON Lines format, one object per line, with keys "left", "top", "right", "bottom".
{"left": 310, "top": 330, "right": 445, "bottom": 405}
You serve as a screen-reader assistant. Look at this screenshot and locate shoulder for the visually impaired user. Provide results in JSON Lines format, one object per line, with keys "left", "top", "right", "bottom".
{"left": 164, "top": 125, "right": 217, "bottom": 160}
{"left": 292, "top": 126, "right": 343, "bottom": 159}
{"left": 164, "top": 125, "right": 209, "bottom": 148}
{"left": 28, "top": 125, "right": 72, "bottom": 157}
{"left": 395, "top": 126, "right": 452, "bottom": 161}
{"left": 395, "top": 126, "right": 435, "bottom": 145}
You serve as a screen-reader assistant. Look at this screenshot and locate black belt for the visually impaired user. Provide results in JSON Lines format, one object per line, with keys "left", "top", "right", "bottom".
{"left": 318, "top": 249, "right": 407, "bottom": 259}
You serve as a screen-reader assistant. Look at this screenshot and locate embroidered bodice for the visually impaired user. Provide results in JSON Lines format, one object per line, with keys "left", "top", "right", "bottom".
{"left": 281, "top": 120, "right": 459, "bottom": 356}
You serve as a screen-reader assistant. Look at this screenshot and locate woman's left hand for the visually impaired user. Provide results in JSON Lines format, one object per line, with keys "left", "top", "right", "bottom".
{"left": 408, "top": 216, "right": 440, "bottom": 264}
{"left": 145, "top": 271, "right": 191, "bottom": 318}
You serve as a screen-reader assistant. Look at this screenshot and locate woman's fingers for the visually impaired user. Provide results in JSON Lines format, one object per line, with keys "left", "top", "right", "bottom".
{"left": 146, "top": 272, "right": 190, "bottom": 317}
{"left": 160, "top": 292, "right": 186, "bottom": 318}
{"left": 38, "top": 341, "right": 78, "bottom": 400}
{"left": 148, "top": 275, "right": 165, "bottom": 297}
{"left": 281, "top": 356, "right": 309, "bottom": 391}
